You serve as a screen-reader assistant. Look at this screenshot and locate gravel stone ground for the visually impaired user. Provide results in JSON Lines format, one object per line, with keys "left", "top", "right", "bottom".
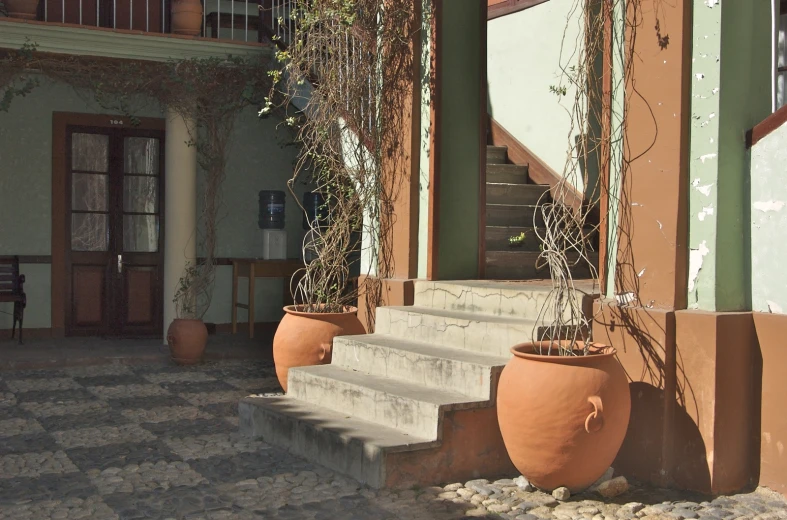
{"left": 0, "top": 360, "right": 785, "bottom": 519}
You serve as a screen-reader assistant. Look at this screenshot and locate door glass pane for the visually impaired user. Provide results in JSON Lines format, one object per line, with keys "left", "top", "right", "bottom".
{"left": 72, "top": 173, "right": 108, "bottom": 211}
{"left": 124, "top": 137, "right": 160, "bottom": 175}
{"left": 71, "top": 213, "right": 109, "bottom": 251}
{"left": 124, "top": 176, "right": 159, "bottom": 213}
{"left": 72, "top": 133, "right": 109, "bottom": 172}
{"left": 124, "top": 215, "right": 159, "bottom": 252}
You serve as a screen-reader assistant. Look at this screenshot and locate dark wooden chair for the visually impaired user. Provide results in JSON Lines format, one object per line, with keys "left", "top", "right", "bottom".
{"left": 0, "top": 256, "right": 26, "bottom": 344}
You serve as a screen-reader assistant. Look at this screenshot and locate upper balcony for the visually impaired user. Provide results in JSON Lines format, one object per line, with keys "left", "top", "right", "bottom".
{"left": 0, "top": 0, "right": 292, "bottom": 61}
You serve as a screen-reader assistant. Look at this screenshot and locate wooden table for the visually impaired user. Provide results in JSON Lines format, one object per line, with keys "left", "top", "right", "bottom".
{"left": 231, "top": 259, "right": 304, "bottom": 338}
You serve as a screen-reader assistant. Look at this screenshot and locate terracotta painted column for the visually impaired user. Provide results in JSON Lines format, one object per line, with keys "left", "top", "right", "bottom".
{"left": 162, "top": 108, "right": 197, "bottom": 343}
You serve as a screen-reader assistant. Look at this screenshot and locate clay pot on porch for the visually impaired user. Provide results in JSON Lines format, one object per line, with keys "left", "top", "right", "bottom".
{"left": 170, "top": 0, "right": 203, "bottom": 36}
{"left": 497, "top": 342, "right": 631, "bottom": 493}
{"left": 273, "top": 305, "right": 365, "bottom": 392}
{"left": 5, "top": 0, "right": 40, "bottom": 19}
{"left": 167, "top": 319, "right": 208, "bottom": 365}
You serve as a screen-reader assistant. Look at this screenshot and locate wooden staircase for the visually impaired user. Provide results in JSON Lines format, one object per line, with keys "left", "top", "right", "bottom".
{"left": 484, "top": 145, "right": 598, "bottom": 280}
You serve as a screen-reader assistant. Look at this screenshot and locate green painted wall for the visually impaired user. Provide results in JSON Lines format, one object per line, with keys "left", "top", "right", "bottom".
{"left": 435, "top": 1, "right": 481, "bottom": 279}
{"left": 0, "top": 77, "right": 303, "bottom": 330}
{"left": 486, "top": 0, "right": 584, "bottom": 192}
{"left": 687, "top": 0, "right": 772, "bottom": 311}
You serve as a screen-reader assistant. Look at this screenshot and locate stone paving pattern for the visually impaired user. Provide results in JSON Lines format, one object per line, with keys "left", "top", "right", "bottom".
{"left": 0, "top": 360, "right": 784, "bottom": 519}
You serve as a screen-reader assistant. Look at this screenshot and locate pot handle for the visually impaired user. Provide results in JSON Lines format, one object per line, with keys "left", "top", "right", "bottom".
{"left": 585, "top": 395, "right": 604, "bottom": 433}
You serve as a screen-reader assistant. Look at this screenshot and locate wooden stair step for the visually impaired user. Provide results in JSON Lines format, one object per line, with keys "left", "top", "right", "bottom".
{"left": 486, "top": 183, "right": 550, "bottom": 205}
{"left": 487, "top": 164, "right": 528, "bottom": 184}
{"left": 486, "top": 146, "right": 508, "bottom": 165}
{"left": 485, "top": 250, "right": 599, "bottom": 280}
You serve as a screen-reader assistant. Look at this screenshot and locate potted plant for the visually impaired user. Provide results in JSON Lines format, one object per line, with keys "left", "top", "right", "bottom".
{"left": 272, "top": 221, "right": 365, "bottom": 392}
{"left": 5, "top": 0, "right": 39, "bottom": 19}
{"left": 167, "top": 263, "right": 208, "bottom": 365}
{"left": 171, "top": 0, "right": 203, "bottom": 36}
{"left": 496, "top": 18, "right": 632, "bottom": 489}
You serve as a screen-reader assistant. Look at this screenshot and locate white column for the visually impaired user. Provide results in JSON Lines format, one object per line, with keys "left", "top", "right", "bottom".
{"left": 163, "top": 108, "right": 197, "bottom": 342}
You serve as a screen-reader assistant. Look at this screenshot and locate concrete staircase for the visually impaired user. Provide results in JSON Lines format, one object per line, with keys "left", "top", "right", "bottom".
{"left": 485, "top": 145, "right": 598, "bottom": 280}
{"left": 239, "top": 280, "right": 593, "bottom": 489}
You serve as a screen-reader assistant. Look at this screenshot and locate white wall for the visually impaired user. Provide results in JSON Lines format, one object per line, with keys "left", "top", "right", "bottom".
{"left": 750, "top": 122, "right": 787, "bottom": 315}
{"left": 487, "top": 0, "right": 584, "bottom": 190}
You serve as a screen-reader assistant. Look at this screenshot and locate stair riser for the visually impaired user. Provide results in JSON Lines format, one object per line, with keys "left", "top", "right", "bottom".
{"left": 332, "top": 337, "right": 498, "bottom": 399}
{"left": 288, "top": 368, "right": 442, "bottom": 439}
{"left": 486, "top": 184, "right": 549, "bottom": 206}
{"left": 486, "top": 147, "right": 507, "bottom": 164}
{"left": 239, "top": 399, "right": 386, "bottom": 487}
{"left": 375, "top": 307, "right": 537, "bottom": 357}
{"left": 486, "top": 205, "right": 543, "bottom": 227}
{"left": 412, "top": 281, "right": 572, "bottom": 322}
{"left": 485, "top": 227, "right": 543, "bottom": 251}
{"left": 487, "top": 169, "right": 528, "bottom": 185}
{"left": 485, "top": 253, "right": 596, "bottom": 280}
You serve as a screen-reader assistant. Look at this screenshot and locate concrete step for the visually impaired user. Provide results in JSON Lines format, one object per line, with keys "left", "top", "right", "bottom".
{"left": 332, "top": 334, "right": 509, "bottom": 399}
{"left": 485, "top": 250, "right": 599, "bottom": 280}
{"left": 486, "top": 183, "right": 550, "bottom": 205}
{"left": 487, "top": 164, "right": 528, "bottom": 184}
{"left": 411, "top": 279, "right": 594, "bottom": 323}
{"left": 375, "top": 305, "right": 538, "bottom": 357}
{"left": 485, "top": 225, "right": 543, "bottom": 251}
{"left": 239, "top": 394, "right": 435, "bottom": 488}
{"left": 486, "top": 146, "right": 508, "bottom": 164}
{"left": 486, "top": 204, "right": 543, "bottom": 227}
{"left": 288, "top": 364, "right": 487, "bottom": 439}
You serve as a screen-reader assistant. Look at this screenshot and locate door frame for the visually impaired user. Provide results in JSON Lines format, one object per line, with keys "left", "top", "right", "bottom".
{"left": 52, "top": 112, "right": 165, "bottom": 338}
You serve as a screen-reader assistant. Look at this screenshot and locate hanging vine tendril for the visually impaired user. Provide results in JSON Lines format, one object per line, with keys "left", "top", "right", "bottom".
{"left": 263, "top": 0, "right": 424, "bottom": 319}
{"left": 533, "top": 0, "right": 638, "bottom": 355}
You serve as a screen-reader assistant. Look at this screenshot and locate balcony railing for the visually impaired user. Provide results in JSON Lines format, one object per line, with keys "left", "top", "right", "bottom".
{"left": 2, "top": 0, "right": 274, "bottom": 43}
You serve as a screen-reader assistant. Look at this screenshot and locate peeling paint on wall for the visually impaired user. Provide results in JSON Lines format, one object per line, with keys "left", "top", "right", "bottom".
{"left": 699, "top": 153, "right": 717, "bottom": 163}
{"left": 767, "top": 300, "right": 784, "bottom": 314}
{"left": 692, "top": 178, "right": 714, "bottom": 196}
{"left": 698, "top": 206, "right": 715, "bottom": 221}
{"left": 688, "top": 240, "right": 710, "bottom": 293}
{"left": 753, "top": 200, "right": 785, "bottom": 212}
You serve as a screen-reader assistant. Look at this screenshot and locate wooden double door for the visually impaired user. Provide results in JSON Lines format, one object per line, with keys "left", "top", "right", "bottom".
{"left": 66, "top": 125, "right": 165, "bottom": 337}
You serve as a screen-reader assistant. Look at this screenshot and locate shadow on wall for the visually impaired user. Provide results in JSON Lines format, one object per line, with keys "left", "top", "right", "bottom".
{"left": 594, "top": 304, "right": 711, "bottom": 492}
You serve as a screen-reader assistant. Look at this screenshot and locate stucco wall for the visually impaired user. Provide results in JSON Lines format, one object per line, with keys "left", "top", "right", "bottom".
{"left": 486, "top": 0, "right": 583, "bottom": 190}
{"left": 0, "top": 77, "right": 303, "bottom": 330}
{"left": 750, "top": 122, "right": 787, "bottom": 315}
{"left": 687, "top": 0, "right": 772, "bottom": 312}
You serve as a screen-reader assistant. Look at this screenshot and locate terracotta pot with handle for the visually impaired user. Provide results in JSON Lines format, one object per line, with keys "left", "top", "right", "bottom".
{"left": 167, "top": 318, "right": 208, "bottom": 365}
{"left": 497, "top": 342, "right": 631, "bottom": 492}
{"left": 171, "top": 0, "right": 203, "bottom": 36}
{"left": 273, "top": 305, "right": 365, "bottom": 392}
{"left": 5, "top": 0, "right": 39, "bottom": 19}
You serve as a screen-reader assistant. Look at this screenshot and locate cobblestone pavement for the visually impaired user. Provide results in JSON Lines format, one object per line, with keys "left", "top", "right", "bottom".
{"left": 1, "top": 360, "right": 786, "bottom": 520}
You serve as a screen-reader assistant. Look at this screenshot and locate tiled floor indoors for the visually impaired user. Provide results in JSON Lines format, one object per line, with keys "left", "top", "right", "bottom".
{"left": 0, "top": 358, "right": 785, "bottom": 520}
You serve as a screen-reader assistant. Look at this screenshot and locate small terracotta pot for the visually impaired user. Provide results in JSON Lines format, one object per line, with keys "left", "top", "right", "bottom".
{"left": 497, "top": 342, "right": 631, "bottom": 492}
{"left": 5, "top": 0, "right": 39, "bottom": 19}
{"left": 167, "top": 319, "right": 208, "bottom": 365}
{"left": 273, "top": 305, "right": 365, "bottom": 392}
{"left": 170, "top": 0, "right": 203, "bottom": 36}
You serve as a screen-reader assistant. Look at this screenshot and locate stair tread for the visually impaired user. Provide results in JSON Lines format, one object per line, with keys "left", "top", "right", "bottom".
{"left": 336, "top": 333, "right": 511, "bottom": 367}
{"left": 241, "top": 394, "right": 435, "bottom": 448}
{"left": 383, "top": 305, "right": 538, "bottom": 325}
{"left": 294, "top": 363, "right": 487, "bottom": 407}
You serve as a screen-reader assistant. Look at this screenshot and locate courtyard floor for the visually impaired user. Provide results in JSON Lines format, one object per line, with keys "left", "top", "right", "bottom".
{"left": 0, "top": 359, "right": 785, "bottom": 520}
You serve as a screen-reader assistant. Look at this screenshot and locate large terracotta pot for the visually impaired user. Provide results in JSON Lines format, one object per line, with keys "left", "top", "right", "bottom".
{"left": 167, "top": 319, "right": 208, "bottom": 365}
{"left": 5, "top": 0, "right": 39, "bottom": 19}
{"left": 171, "top": 0, "right": 203, "bottom": 36}
{"left": 273, "top": 305, "right": 365, "bottom": 392}
{"left": 497, "top": 342, "right": 631, "bottom": 493}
